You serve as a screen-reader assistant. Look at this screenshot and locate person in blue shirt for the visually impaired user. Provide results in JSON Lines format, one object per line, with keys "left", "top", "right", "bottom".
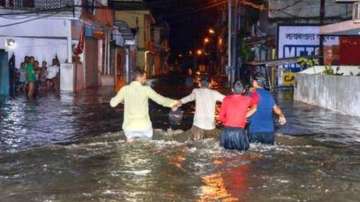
{"left": 248, "top": 76, "right": 286, "bottom": 145}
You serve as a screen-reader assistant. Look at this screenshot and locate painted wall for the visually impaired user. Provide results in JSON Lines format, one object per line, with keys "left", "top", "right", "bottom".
{"left": 268, "top": 0, "right": 352, "bottom": 19}
{"left": 0, "top": 37, "right": 67, "bottom": 68}
{"left": 0, "top": 18, "right": 69, "bottom": 38}
{"left": 295, "top": 69, "right": 360, "bottom": 117}
{"left": 60, "top": 63, "right": 74, "bottom": 92}
{"left": 0, "top": 18, "right": 70, "bottom": 68}
{"left": 115, "top": 10, "right": 152, "bottom": 69}
{"left": 115, "top": 11, "right": 149, "bottom": 49}
{"left": 301, "top": 65, "right": 360, "bottom": 75}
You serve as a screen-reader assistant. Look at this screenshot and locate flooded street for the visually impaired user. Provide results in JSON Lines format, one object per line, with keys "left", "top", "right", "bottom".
{"left": 0, "top": 77, "right": 360, "bottom": 202}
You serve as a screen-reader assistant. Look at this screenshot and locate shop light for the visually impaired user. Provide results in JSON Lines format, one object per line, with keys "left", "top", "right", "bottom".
{"left": 6, "top": 39, "right": 16, "bottom": 50}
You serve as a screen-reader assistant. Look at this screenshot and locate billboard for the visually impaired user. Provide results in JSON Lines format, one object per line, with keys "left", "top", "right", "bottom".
{"left": 278, "top": 25, "right": 339, "bottom": 72}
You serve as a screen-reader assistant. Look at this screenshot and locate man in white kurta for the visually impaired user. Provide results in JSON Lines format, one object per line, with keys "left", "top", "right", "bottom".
{"left": 110, "top": 69, "right": 179, "bottom": 141}
{"left": 180, "top": 78, "right": 225, "bottom": 140}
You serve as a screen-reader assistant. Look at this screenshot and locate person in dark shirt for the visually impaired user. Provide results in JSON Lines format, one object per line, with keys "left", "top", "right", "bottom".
{"left": 249, "top": 76, "right": 286, "bottom": 145}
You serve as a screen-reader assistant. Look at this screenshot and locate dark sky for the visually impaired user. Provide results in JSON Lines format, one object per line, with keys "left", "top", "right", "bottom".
{"left": 145, "top": 0, "right": 223, "bottom": 53}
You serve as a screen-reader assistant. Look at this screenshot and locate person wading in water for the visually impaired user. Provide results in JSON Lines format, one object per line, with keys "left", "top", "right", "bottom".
{"left": 219, "top": 81, "right": 257, "bottom": 151}
{"left": 110, "top": 68, "right": 180, "bottom": 142}
{"left": 178, "top": 77, "right": 225, "bottom": 140}
{"left": 248, "top": 76, "right": 286, "bottom": 145}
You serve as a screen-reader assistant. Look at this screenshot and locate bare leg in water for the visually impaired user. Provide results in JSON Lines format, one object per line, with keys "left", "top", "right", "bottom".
{"left": 28, "top": 82, "right": 35, "bottom": 99}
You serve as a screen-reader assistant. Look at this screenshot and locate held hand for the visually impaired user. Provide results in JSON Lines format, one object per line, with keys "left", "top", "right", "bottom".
{"left": 278, "top": 116, "right": 287, "bottom": 125}
{"left": 171, "top": 100, "right": 182, "bottom": 111}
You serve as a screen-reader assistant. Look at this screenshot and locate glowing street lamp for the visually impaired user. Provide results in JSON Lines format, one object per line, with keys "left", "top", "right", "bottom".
{"left": 218, "top": 37, "right": 223, "bottom": 46}
{"left": 196, "top": 49, "right": 203, "bottom": 56}
{"left": 204, "top": 37, "right": 210, "bottom": 44}
{"left": 208, "top": 28, "right": 215, "bottom": 35}
{"left": 5, "top": 39, "right": 16, "bottom": 50}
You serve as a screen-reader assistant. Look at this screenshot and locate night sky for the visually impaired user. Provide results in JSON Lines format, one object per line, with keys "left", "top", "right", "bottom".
{"left": 145, "top": 0, "right": 223, "bottom": 54}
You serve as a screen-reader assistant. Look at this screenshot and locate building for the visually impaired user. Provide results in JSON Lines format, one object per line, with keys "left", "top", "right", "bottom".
{"left": 0, "top": 0, "right": 114, "bottom": 93}
{"left": 110, "top": 0, "right": 169, "bottom": 78}
{"left": 112, "top": 19, "right": 136, "bottom": 91}
{"left": 320, "top": 0, "right": 360, "bottom": 65}
{"left": 259, "top": 0, "right": 353, "bottom": 86}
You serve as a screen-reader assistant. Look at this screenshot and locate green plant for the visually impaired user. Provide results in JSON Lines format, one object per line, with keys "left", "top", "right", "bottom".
{"left": 297, "top": 57, "right": 319, "bottom": 69}
{"left": 323, "top": 65, "right": 334, "bottom": 75}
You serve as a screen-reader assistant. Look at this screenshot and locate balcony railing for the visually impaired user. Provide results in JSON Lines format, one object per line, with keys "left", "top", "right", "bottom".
{"left": 0, "top": 0, "right": 74, "bottom": 10}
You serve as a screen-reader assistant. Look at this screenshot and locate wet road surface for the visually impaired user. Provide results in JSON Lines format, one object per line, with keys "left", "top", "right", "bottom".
{"left": 0, "top": 77, "right": 360, "bottom": 202}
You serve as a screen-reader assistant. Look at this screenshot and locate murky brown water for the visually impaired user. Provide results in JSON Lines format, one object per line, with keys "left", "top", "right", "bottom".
{"left": 0, "top": 78, "right": 360, "bottom": 202}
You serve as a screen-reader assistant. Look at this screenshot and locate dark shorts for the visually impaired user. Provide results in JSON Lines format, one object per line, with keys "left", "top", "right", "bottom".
{"left": 249, "top": 132, "right": 275, "bottom": 145}
{"left": 220, "top": 127, "right": 249, "bottom": 151}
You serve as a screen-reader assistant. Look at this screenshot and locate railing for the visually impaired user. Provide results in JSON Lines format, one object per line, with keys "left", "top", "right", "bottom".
{"left": 0, "top": 0, "right": 74, "bottom": 10}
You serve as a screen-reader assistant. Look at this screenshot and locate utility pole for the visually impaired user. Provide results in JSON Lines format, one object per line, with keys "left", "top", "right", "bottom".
{"left": 228, "top": 0, "right": 238, "bottom": 86}
{"left": 227, "top": 0, "right": 232, "bottom": 86}
{"left": 319, "top": 0, "right": 325, "bottom": 65}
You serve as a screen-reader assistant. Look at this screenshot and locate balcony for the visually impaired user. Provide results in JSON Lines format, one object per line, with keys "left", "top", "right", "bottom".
{"left": 0, "top": 0, "right": 84, "bottom": 18}
{"left": 0, "top": 0, "right": 75, "bottom": 10}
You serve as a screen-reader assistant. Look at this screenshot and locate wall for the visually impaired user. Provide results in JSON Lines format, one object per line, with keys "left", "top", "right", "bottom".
{"left": 0, "top": 18, "right": 70, "bottom": 68}
{"left": 0, "top": 37, "right": 68, "bottom": 68}
{"left": 268, "top": 0, "right": 352, "bottom": 19}
{"left": 115, "top": 10, "right": 152, "bottom": 69}
{"left": 301, "top": 66, "right": 360, "bottom": 75}
{"left": 0, "top": 18, "right": 69, "bottom": 38}
{"left": 295, "top": 70, "right": 360, "bottom": 117}
{"left": 115, "top": 11, "right": 149, "bottom": 49}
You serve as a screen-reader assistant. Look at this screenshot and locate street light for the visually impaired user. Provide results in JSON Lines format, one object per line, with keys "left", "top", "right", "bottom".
{"left": 204, "top": 37, "right": 210, "bottom": 44}
{"left": 196, "top": 49, "right": 203, "bottom": 56}
{"left": 5, "top": 39, "right": 16, "bottom": 50}
{"left": 218, "top": 37, "right": 223, "bottom": 46}
{"left": 209, "top": 28, "right": 215, "bottom": 35}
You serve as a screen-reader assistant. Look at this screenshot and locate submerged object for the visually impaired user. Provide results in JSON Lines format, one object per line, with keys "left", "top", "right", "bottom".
{"left": 169, "top": 109, "right": 184, "bottom": 126}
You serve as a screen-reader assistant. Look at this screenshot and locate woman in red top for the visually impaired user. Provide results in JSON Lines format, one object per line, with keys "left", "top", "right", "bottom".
{"left": 219, "top": 81, "right": 257, "bottom": 151}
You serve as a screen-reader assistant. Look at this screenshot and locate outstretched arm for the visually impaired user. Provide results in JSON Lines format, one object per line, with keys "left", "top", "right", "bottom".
{"left": 273, "top": 105, "right": 286, "bottom": 125}
{"left": 214, "top": 91, "right": 225, "bottom": 102}
{"left": 180, "top": 90, "right": 196, "bottom": 105}
{"left": 147, "top": 87, "right": 177, "bottom": 108}
{"left": 246, "top": 105, "right": 257, "bottom": 118}
{"left": 110, "top": 88, "right": 125, "bottom": 108}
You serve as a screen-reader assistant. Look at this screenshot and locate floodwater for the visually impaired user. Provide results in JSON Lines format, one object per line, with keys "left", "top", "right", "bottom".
{"left": 0, "top": 77, "right": 360, "bottom": 202}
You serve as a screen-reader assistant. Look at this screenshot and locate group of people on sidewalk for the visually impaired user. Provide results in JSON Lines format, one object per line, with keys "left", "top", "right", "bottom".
{"left": 110, "top": 68, "right": 286, "bottom": 151}
{"left": 16, "top": 56, "right": 60, "bottom": 98}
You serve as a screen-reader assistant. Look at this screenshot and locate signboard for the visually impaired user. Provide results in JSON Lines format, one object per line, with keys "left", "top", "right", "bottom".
{"left": 282, "top": 72, "right": 296, "bottom": 86}
{"left": 277, "top": 25, "right": 340, "bottom": 87}
{"left": 278, "top": 25, "right": 339, "bottom": 72}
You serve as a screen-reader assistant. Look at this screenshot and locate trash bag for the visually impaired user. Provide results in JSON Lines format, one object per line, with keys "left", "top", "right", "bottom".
{"left": 168, "top": 108, "right": 184, "bottom": 126}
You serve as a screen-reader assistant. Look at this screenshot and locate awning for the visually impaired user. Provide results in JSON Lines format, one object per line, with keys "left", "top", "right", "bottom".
{"left": 113, "top": 20, "right": 135, "bottom": 47}
{"left": 320, "top": 20, "right": 360, "bottom": 36}
{"left": 246, "top": 57, "right": 305, "bottom": 67}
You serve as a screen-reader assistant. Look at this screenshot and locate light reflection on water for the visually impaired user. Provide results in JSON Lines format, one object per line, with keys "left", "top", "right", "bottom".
{"left": 0, "top": 86, "right": 360, "bottom": 201}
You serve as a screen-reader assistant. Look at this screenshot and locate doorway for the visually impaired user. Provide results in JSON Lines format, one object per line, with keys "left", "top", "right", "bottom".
{"left": 0, "top": 50, "right": 9, "bottom": 96}
{"left": 85, "top": 38, "right": 98, "bottom": 88}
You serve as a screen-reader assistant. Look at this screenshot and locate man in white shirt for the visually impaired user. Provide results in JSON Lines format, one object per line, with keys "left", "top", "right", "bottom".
{"left": 179, "top": 78, "right": 225, "bottom": 140}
